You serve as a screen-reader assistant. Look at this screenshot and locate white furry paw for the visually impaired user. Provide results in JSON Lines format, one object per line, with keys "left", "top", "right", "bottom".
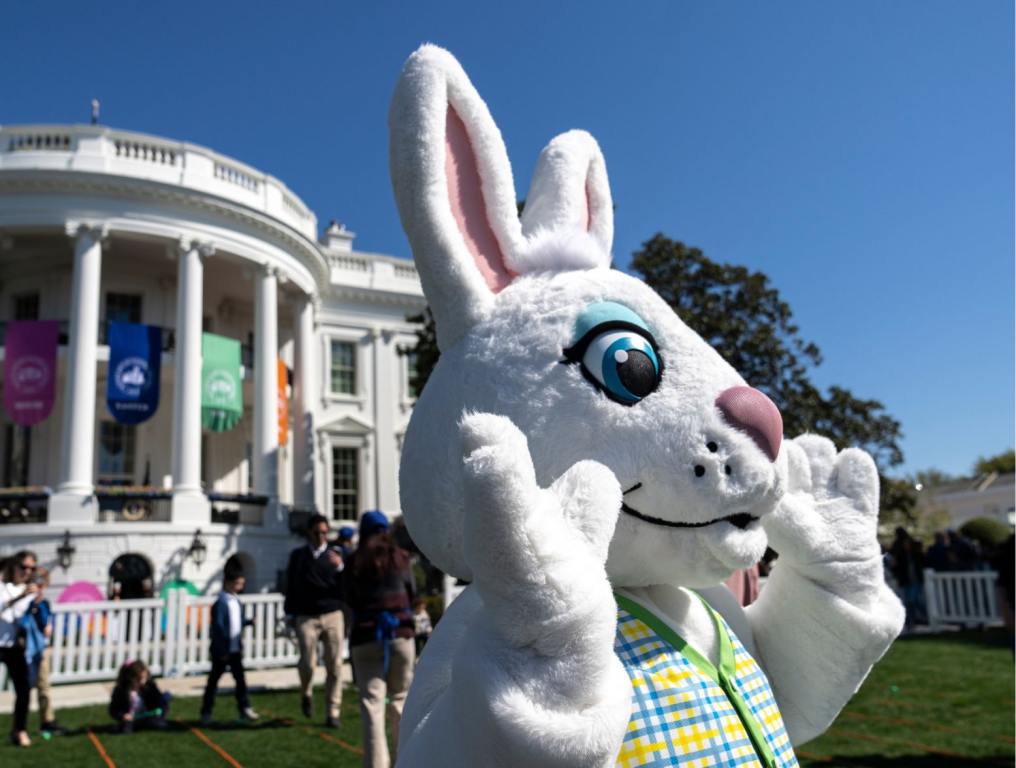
{"left": 764, "top": 435, "right": 881, "bottom": 568}
{"left": 458, "top": 411, "right": 621, "bottom": 652}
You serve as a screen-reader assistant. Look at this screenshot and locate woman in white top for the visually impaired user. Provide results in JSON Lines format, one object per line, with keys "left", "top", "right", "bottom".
{"left": 1, "top": 550, "right": 40, "bottom": 747}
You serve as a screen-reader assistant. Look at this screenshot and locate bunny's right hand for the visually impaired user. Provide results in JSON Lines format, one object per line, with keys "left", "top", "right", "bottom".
{"left": 460, "top": 413, "right": 621, "bottom": 662}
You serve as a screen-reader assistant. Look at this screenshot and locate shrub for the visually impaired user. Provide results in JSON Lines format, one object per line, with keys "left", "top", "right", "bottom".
{"left": 959, "top": 517, "right": 1012, "bottom": 549}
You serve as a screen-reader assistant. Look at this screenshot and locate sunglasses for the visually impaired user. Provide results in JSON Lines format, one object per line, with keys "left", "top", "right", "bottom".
{"left": 17, "top": 563, "right": 35, "bottom": 571}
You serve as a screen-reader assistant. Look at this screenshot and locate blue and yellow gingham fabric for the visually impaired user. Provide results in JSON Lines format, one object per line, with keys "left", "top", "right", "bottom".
{"left": 614, "top": 601, "right": 798, "bottom": 768}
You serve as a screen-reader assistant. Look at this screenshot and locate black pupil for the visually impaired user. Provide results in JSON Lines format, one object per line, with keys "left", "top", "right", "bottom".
{"left": 617, "top": 349, "right": 657, "bottom": 397}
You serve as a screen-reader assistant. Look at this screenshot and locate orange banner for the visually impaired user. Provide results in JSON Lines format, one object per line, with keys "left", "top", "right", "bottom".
{"left": 277, "top": 359, "right": 289, "bottom": 445}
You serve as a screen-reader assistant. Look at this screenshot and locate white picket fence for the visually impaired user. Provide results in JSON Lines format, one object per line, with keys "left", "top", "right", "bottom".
{"left": 923, "top": 569, "right": 1003, "bottom": 629}
{"left": 1, "top": 591, "right": 299, "bottom": 689}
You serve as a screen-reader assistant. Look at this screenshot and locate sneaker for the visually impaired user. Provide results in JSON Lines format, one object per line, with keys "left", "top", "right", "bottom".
{"left": 324, "top": 715, "right": 340, "bottom": 729}
{"left": 240, "top": 708, "right": 260, "bottom": 722}
{"left": 200, "top": 712, "right": 213, "bottom": 726}
{"left": 301, "top": 694, "right": 313, "bottom": 719}
{"left": 41, "top": 721, "right": 67, "bottom": 736}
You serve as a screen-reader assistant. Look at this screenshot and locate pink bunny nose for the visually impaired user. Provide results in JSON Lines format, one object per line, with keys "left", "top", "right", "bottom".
{"left": 715, "top": 386, "right": 783, "bottom": 462}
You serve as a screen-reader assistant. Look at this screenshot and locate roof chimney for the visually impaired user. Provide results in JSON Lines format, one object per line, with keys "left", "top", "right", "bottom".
{"left": 320, "top": 220, "right": 355, "bottom": 253}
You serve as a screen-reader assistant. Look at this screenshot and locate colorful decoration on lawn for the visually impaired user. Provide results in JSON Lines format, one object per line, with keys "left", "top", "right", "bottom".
{"left": 389, "top": 46, "right": 904, "bottom": 767}
{"left": 201, "top": 333, "right": 242, "bottom": 432}
{"left": 3, "top": 320, "right": 59, "bottom": 426}
{"left": 106, "top": 321, "right": 162, "bottom": 424}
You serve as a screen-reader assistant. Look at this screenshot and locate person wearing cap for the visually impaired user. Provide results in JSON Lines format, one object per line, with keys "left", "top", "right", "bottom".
{"left": 345, "top": 511, "right": 417, "bottom": 768}
{"left": 336, "top": 526, "right": 356, "bottom": 561}
{"left": 284, "top": 513, "right": 348, "bottom": 728}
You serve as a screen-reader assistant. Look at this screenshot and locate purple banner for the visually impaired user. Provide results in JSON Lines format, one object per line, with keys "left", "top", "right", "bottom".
{"left": 4, "top": 320, "right": 59, "bottom": 426}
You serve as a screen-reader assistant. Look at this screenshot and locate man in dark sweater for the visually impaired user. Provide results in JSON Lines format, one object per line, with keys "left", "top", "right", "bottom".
{"left": 285, "top": 514, "right": 347, "bottom": 728}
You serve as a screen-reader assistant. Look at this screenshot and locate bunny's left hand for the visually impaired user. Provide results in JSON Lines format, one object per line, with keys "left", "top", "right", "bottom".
{"left": 762, "top": 434, "right": 885, "bottom": 598}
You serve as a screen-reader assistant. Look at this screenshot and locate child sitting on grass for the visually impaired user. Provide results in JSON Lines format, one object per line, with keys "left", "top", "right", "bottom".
{"left": 109, "top": 659, "right": 170, "bottom": 733}
{"left": 200, "top": 567, "right": 259, "bottom": 725}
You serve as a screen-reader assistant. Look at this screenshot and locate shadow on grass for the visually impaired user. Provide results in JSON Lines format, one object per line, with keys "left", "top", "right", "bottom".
{"left": 803, "top": 754, "right": 1015, "bottom": 768}
{"left": 899, "top": 628, "right": 1013, "bottom": 650}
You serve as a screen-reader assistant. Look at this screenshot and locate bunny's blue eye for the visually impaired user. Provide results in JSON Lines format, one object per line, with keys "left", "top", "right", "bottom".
{"left": 563, "top": 302, "right": 663, "bottom": 405}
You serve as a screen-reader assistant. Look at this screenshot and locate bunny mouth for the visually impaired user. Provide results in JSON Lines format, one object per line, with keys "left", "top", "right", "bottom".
{"left": 620, "top": 503, "right": 758, "bottom": 530}
{"left": 620, "top": 484, "right": 758, "bottom": 530}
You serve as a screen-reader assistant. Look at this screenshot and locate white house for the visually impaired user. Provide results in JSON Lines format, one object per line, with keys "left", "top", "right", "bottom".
{"left": 0, "top": 124, "right": 425, "bottom": 596}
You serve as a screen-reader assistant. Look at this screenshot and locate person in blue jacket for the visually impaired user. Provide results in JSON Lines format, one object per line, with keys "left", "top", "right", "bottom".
{"left": 200, "top": 566, "right": 259, "bottom": 724}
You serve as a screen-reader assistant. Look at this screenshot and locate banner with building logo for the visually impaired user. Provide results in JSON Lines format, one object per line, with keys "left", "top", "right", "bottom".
{"left": 201, "top": 332, "right": 242, "bottom": 432}
{"left": 3, "top": 320, "right": 59, "bottom": 426}
{"left": 278, "top": 358, "right": 289, "bottom": 445}
{"left": 106, "top": 321, "right": 162, "bottom": 424}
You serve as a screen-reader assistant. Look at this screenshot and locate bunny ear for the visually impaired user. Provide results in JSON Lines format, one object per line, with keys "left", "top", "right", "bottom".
{"left": 519, "top": 130, "right": 613, "bottom": 270}
{"left": 389, "top": 45, "right": 524, "bottom": 350}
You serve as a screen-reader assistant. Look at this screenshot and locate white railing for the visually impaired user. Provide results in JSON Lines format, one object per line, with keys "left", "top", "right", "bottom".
{"left": 0, "top": 124, "right": 317, "bottom": 240}
{"left": 0, "top": 592, "right": 300, "bottom": 689}
{"left": 924, "top": 569, "right": 1002, "bottom": 629}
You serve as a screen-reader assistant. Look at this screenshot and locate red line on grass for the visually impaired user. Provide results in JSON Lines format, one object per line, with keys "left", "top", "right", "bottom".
{"left": 831, "top": 727, "right": 968, "bottom": 760}
{"left": 187, "top": 724, "right": 245, "bottom": 768}
{"left": 86, "top": 728, "right": 117, "bottom": 768}
{"left": 258, "top": 706, "right": 364, "bottom": 756}
{"left": 315, "top": 728, "right": 364, "bottom": 755}
{"left": 793, "top": 749, "right": 831, "bottom": 762}
{"left": 864, "top": 703, "right": 1015, "bottom": 745}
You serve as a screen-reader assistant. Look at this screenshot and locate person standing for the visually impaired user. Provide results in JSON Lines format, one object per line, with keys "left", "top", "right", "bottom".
{"left": 20, "top": 566, "right": 65, "bottom": 735}
{"left": 200, "top": 567, "right": 259, "bottom": 724}
{"left": 285, "top": 513, "right": 347, "bottom": 728}
{"left": 345, "top": 511, "right": 416, "bottom": 768}
{"left": 1, "top": 551, "right": 40, "bottom": 747}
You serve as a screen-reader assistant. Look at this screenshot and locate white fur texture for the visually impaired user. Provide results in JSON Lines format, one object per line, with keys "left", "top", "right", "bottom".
{"left": 390, "top": 45, "right": 904, "bottom": 767}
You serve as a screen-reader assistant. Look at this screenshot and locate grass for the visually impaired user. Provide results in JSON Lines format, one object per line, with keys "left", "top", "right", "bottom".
{"left": 1, "top": 630, "right": 1013, "bottom": 767}
{"left": 797, "top": 629, "right": 1015, "bottom": 767}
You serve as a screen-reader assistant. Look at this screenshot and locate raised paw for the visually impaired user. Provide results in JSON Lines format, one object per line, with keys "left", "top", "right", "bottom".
{"left": 765, "top": 435, "right": 881, "bottom": 567}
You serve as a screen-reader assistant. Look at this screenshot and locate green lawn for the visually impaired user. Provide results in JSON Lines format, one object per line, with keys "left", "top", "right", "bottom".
{"left": 1, "top": 630, "right": 1013, "bottom": 767}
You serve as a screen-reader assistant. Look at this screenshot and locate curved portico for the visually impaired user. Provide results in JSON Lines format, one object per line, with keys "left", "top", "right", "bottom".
{"left": 0, "top": 123, "right": 424, "bottom": 594}
{"left": 0, "top": 125, "right": 327, "bottom": 530}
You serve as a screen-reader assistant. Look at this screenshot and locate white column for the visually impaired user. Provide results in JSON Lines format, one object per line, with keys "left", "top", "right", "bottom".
{"left": 253, "top": 265, "right": 279, "bottom": 500}
{"left": 170, "top": 239, "right": 211, "bottom": 524}
{"left": 51, "top": 222, "right": 106, "bottom": 524}
{"left": 292, "top": 295, "right": 317, "bottom": 509}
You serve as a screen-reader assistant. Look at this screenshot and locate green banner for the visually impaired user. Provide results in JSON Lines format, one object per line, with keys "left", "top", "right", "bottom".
{"left": 201, "top": 332, "right": 243, "bottom": 432}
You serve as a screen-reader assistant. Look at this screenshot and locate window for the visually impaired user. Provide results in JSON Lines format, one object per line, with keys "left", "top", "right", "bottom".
{"left": 98, "top": 422, "right": 136, "bottom": 486}
{"left": 105, "top": 293, "right": 142, "bottom": 324}
{"left": 3, "top": 424, "right": 30, "bottom": 487}
{"left": 330, "top": 340, "right": 357, "bottom": 395}
{"left": 406, "top": 350, "right": 420, "bottom": 399}
{"left": 331, "top": 447, "right": 359, "bottom": 520}
{"left": 12, "top": 293, "right": 39, "bottom": 321}
{"left": 103, "top": 292, "right": 142, "bottom": 346}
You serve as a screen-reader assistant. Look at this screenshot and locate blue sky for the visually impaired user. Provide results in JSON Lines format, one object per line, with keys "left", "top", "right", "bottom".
{"left": 2, "top": 1, "right": 1012, "bottom": 477}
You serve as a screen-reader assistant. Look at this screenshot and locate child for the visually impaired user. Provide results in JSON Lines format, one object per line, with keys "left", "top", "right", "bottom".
{"left": 20, "top": 567, "right": 65, "bottom": 735}
{"left": 412, "top": 597, "right": 432, "bottom": 656}
{"left": 109, "top": 660, "right": 170, "bottom": 733}
{"left": 200, "top": 568, "right": 259, "bottom": 724}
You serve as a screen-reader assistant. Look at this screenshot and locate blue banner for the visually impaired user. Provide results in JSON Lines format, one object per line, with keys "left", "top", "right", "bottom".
{"left": 106, "top": 322, "right": 162, "bottom": 424}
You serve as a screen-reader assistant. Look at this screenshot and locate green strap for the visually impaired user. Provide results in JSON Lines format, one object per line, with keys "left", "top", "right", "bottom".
{"left": 615, "top": 591, "right": 778, "bottom": 768}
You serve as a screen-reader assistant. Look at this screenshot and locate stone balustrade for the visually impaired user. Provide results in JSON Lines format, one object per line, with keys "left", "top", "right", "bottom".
{"left": 0, "top": 124, "right": 317, "bottom": 240}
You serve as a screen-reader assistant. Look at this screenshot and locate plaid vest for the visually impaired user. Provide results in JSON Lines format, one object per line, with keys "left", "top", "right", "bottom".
{"left": 614, "top": 592, "right": 798, "bottom": 768}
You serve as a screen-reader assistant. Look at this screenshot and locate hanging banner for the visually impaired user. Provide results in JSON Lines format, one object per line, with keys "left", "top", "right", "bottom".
{"left": 4, "top": 320, "right": 59, "bottom": 426}
{"left": 106, "top": 321, "right": 162, "bottom": 424}
{"left": 201, "top": 333, "right": 242, "bottom": 432}
{"left": 278, "top": 359, "right": 289, "bottom": 445}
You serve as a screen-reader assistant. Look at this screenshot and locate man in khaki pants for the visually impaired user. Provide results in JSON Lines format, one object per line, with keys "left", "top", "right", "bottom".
{"left": 285, "top": 514, "right": 347, "bottom": 728}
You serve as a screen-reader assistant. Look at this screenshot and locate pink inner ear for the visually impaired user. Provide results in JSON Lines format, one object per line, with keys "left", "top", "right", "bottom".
{"left": 445, "top": 106, "right": 515, "bottom": 293}
{"left": 583, "top": 177, "right": 592, "bottom": 232}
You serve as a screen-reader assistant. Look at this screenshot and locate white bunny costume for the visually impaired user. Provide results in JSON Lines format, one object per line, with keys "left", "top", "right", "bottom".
{"left": 389, "top": 45, "right": 904, "bottom": 768}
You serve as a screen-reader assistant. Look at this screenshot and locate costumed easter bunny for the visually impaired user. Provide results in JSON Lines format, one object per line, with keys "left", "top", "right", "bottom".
{"left": 390, "top": 45, "right": 904, "bottom": 768}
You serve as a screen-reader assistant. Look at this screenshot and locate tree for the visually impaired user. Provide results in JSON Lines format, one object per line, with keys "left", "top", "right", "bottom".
{"left": 974, "top": 449, "right": 1015, "bottom": 476}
